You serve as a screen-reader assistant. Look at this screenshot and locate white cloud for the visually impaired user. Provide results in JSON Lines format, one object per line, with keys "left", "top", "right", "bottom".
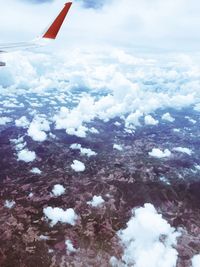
{"left": 70, "top": 143, "right": 97, "bottom": 157}
{"left": 28, "top": 116, "right": 50, "bottom": 142}
{"left": 43, "top": 206, "right": 78, "bottom": 226}
{"left": 1, "top": 0, "right": 200, "bottom": 52}
{"left": 185, "top": 116, "right": 196, "bottom": 124}
{"left": 17, "top": 148, "right": 36, "bottom": 162}
{"left": 0, "top": 117, "right": 12, "bottom": 125}
{"left": 65, "top": 239, "right": 77, "bottom": 254}
{"left": 39, "top": 235, "right": 49, "bottom": 241}
{"left": 70, "top": 143, "right": 82, "bottom": 150}
{"left": 149, "top": 148, "right": 171, "bottom": 158}
{"left": 28, "top": 192, "right": 34, "bottom": 198}
{"left": 159, "top": 176, "right": 170, "bottom": 185}
{"left": 89, "top": 127, "right": 99, "bottom": 134}
{"left": 1, "top": 48, "right": 200, "bottom": 141}
{"left": 87, "top": 195, "right": 105, "bottom": 207}
{"left": 4, "top": 200, "right": 16, "bottom": 209}
{"left": 195, "top": 165, "right": 200, "bottom": 171}
{"left": 52, "top": 184, "right": 66, "bottom": 197}
{"left": 114, "top": 203, "right": 180, "bottom": 267}
{"left": 162, "top": 113, "right": 175, "bottom": 122}
{"left": 194, "top": 103, "right": 200, "bottom": 112}
{"left": 144, "top": 115, "right": 159, "bottom": 126}
{"left": 125, "top": 110, "right": 143, "bottom": 129}
{"left": 15, "top": 116, "right": 30, "bottom": 128}
{"left": 114, "top": 121, "right": 121, "bottom": 127}
{"left": 71, "top": 160, "right": 85, "bottom": 172}
{"left": 192, "top": 254, "right": 200, "bottom": 267}
{"left": 30, "top": 167, "right": 41, "bottom": 174}
{"left": 173, "top": 128, "right": 180, "bottom": 133}
{"left": 173, "top": 147, "right": 193, "bottom": 156}
{"left": 113, "top": 144, "right": 123, "bottom": 151}
{"left": 54, "top": 97, "right": 95, "bottom": 138}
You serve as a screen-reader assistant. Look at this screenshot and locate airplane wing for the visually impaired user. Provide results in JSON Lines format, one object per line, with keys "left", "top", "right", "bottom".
{"left": 0, "top": 2, "right": 72, "bottom": 65}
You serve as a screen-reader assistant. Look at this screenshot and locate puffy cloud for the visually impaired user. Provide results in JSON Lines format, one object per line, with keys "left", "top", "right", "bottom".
{"left": 1, "top": 43, "right": 200, "bottom": 146}
{"left": 162, "top": 113, "right": 175, "bottom": 122}
{"left": 43, "top": 207, "right": 78, "bottom": 226}
{"left": 185, "top": 116, "right": 196, "bottom": 124}
{"left": 195, "top": 165, "right": 200, "bottom": 171}
{"left": 144, "top": 115, "right": 159, "bottom": 126}
{"left": 65, "top": 239, "right": 77, "bottom": 254}
{"left": 114, "top": 203, "right": 180, "bottom": 267}
{"left": 0, "top": 117, "right": 12, "bottom": 125}
{"left": 28, "top": 116, "right": 50, "bottom": 142}
{"left": 71, "top": 160, "right": 85, "bottom": 172}
{"left": 30, "top": 167, "right": 42, "bottom": 174}
{"left": 1, "top": 48, "right": 200, "bottom": 143}
{"left": 11, "top": 136, "right": 27, "bottom": 152}
{"left": 17, "top": 148, "right": 36, "bottom": 162}
{"left": 192, "top": 254, "right": 200, "bottom": 267}
{"left": 113, "top": 144, "right": 123, "bottom": 151}
{"left": 28, "top": 192, "right": 34, "bottom": 198}
{"left": 70, "top": 143, "right": 97, "bottom": 157}
{"left": 149, "top": 148, "right": 171, "bottom": 159}
{"left": 173, "top": 147, "right": 193, "bottom": 156}
{"left": 125, "top": 111, "right": 143, "bottom": 129}
{"left": 87, "top": 195, "right": 105, "bottom": 207}
{"left": 15, "top": 116, "right": 30, "bottom": 128}
{"left": 4, "top": 200, "right": 16, "bottom": 209}
{"left": 52, "top": 184, "right": 66, "bottom": 197}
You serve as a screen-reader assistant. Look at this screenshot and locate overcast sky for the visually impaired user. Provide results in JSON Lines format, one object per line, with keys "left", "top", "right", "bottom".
{"left": 0, "top": 0, "right": 200, "bottom": 53}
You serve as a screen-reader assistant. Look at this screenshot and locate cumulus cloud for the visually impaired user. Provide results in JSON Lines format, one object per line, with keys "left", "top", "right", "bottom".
{"left": 71, "top": 160, "right": 85, "bottom": 172}
{"left": 113, "top": 144, "right": 123, "bottom": 151}
{"left": 15, "top": 116, "right": 30, "bottom": 128}
{"left": 52, "top": 184, "right": 66, "bottom": 197}
{"left": 125, "top": 111, "right": 143, "bottom": 129}
{"left": 0, "top": 117, "right": 12, "bottom": 125}
{"left": 54, "top": 97, "right": 95, "bottom": 138}
{"left": 185, "top": 116, "right": 196, "bottom": 124}
{"left": 4, "top": 200, "right": 16, "bottom": 209}
{"left": 149, "top": 148, "right": 171, "bottom": 158}
{"left": 195, "top": 165, "right": 200, "bottom": 171}
{"left": 43, "top": 207, "right": 78, "bottom": 226}
{"left": 192, "top": 254, "right": 200, "bottom": 267}
{"left": 173, "top": 147, "right": 193, "bottom": 156}
{"left": 114, "top": 203, "right": 180, "bottom": 267}
{"left": 65, "top": 239, "right": 77, "bottom": 254}
{"left": 1, "top": 46, "right": 200, "bottom": 141}
{"left": 87, "top": 195, "right": 105, "bottom": 207}
{"left": 162, "top": 113, "right": 175, "bottom": 122}
{"left": 17, "top": 148, "right": 36, "bottom": 162}
{"left": 30, "top": 167, "right": 42, "bottom": 174}
{"left": 11, "top": 136, "right": 28, "bottom": 155}
{"left": 70, "top": 143, "right": 97, "bottom": 157}
{"left": 28, "top": 116, "right": 50, "bottom": 142}
{"left": 144, "top": 115, "right": 159, "bottom": 126}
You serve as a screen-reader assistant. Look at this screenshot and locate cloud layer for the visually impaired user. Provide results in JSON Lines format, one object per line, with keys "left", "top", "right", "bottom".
{"left": 1, "top": 0, "right": 200, "bottom": 51}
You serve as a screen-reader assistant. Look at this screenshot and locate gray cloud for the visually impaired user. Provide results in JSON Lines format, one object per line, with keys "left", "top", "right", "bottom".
{"left": 75, "top": 0, "right": 108, "bottom": 9}
{"left": 21, "top": 0, "right": 108, "bottom": 8}
{"left": 22, "top": 0, "right": 53, "bottom": 3}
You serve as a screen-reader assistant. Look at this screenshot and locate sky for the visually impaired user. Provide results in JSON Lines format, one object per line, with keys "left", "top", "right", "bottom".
{"left": 1, "top": 3, "right": 200, "bottom": 264}
{"left": 0, "top": 0, "right": 200, "bottom": 53}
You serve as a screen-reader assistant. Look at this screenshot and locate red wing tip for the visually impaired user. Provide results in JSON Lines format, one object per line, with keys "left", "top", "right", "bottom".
{"left": 65, "top": 2, "right": 72, "bottom": 5}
